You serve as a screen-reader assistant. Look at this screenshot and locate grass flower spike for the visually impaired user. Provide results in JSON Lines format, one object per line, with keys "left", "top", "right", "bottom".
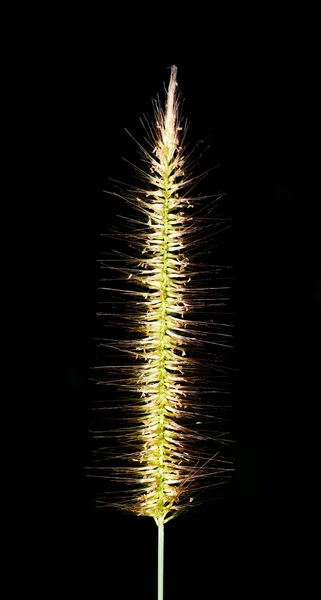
{"left": 91, "top": 65, "right": 233, "bottom": 599}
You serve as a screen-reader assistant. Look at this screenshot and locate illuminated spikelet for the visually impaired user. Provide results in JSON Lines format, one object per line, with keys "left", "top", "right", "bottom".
{"left": 91, "top": 66, "right": 233, "bottom": 530}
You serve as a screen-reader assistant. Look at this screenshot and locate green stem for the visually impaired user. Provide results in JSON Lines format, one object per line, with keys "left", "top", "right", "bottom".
{"left": 158, "top": 521, "right": 164, "bottom": 600}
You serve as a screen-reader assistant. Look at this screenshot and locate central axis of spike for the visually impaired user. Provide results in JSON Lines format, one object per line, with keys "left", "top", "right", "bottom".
{"left": 156, "top": 188, "right": 170, "bottom": 521}
{"left": 155, "top": 68, "right": 178, "bottom": 524}
{"left": 138, "top": 66, "right": 181, "bottom": 526}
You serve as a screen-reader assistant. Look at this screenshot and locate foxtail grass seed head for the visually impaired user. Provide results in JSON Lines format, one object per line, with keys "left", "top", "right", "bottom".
{"left": 89, "top": 66, "right": 234, "bottom": 527}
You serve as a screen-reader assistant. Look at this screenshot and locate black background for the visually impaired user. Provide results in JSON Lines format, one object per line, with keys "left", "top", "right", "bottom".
{"left": 25, "top": 17, "right": 320, "bottom": 598}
